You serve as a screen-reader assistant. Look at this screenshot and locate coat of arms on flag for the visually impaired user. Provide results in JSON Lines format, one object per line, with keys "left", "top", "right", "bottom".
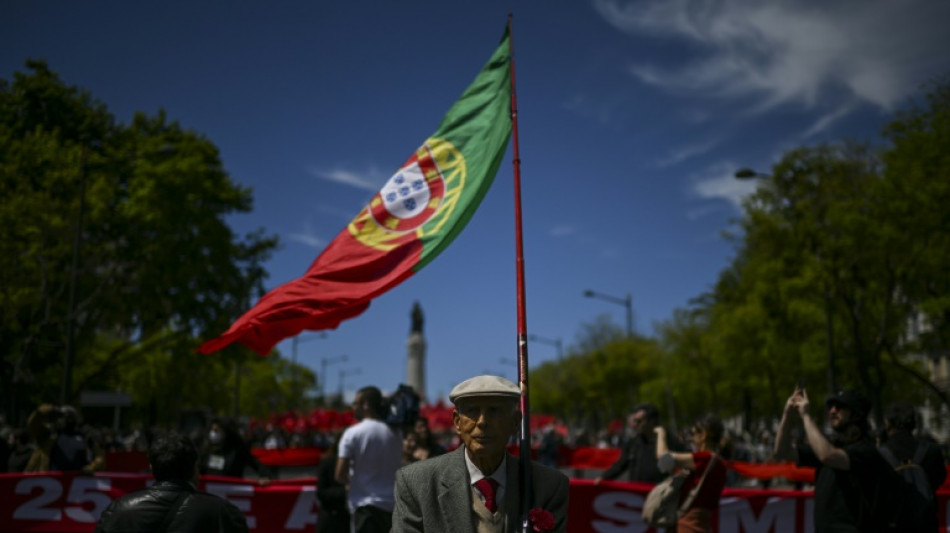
{"left": 370, "top": 142, "right": 446, "bottom": 233}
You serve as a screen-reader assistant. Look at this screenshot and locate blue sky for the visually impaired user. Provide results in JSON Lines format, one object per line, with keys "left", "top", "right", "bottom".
{"left": 4, "top": 1, "right": 950, "bottom": 403}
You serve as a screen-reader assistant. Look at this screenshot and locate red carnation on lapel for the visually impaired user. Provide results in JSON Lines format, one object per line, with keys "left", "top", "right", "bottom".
{"left": 528, "top": 508, "right": 555, "bottom": 532}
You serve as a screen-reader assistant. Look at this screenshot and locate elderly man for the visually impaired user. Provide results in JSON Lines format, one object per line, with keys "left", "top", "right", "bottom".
{"left": 392, "top": 375, "right": 569, "bottom": 532}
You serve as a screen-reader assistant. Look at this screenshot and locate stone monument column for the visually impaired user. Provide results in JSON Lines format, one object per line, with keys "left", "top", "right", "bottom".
{"left": 407, "top": 302, "right": 427, "bottom": 400}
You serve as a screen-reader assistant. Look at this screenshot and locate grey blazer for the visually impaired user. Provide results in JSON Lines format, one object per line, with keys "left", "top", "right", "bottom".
{"left": 391, "top": 447, "right": 569, "bottom": 533}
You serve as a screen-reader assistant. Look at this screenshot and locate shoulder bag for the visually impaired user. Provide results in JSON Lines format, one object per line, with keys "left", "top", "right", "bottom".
{"left": 642, "top": 453, "right": 718, "bottom": 528}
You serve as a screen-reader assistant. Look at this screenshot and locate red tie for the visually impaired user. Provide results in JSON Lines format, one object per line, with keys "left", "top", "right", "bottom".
{"left": 475, "top": 478, "right": 500, "bottom": 513}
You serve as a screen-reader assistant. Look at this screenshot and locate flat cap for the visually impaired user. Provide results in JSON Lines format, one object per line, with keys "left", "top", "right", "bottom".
{"left": 449, "top": 375, "right": 520, "bottom": 404}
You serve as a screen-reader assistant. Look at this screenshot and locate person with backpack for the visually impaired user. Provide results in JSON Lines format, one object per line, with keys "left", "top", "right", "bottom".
{"left": 880, "top": 401, "right": 946, "bottom": 532}
{"left": 774, "top": 387, "right": 897, "bottom": 533}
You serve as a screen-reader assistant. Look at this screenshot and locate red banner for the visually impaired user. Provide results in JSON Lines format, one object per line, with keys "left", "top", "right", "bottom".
{"left": 575, "top": 479, "right": 949, "bottom": 532}
{"left": 106, "top": 447, "right": 950, "bottom": 491}
{"left": 0, "top": 472, "right": 319, "bottom": 533}
{"left": 2, "top": 472, "right": 948, "bottom": 533}
{"left": 571, "top": 480, "right": 816, "bottom": 532}
{"left": 251, "top": 448, "right": 324, "bottom": 467}
{"left": 252, "top": 446, "right": 950, "bottom": 489}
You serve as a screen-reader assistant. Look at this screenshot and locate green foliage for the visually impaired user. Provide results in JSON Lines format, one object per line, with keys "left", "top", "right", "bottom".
{"left": 880, "top": 77, "right": 950, "bottom": 359}
{"left": 0, "top": 61, "right": 287, "bottom": 424}
{"left": 533, "top": 315, "right": 665, "bottom": 430}
{"left": 655, "top": 81, "right": 950, "bottom": 425}
{"left": 533, "top": 77, "right": 950, "bottom": 432}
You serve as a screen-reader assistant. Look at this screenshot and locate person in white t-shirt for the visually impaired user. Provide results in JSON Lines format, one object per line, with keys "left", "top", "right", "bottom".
{"left": 335, "top": 386, "right": 402, "bottom": 533}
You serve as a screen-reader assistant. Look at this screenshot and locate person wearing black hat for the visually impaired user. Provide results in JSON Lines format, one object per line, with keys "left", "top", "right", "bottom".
{"left": 391, "top": 375, "right": 568, "bottom": 532}
{"left": 773, "top": 386, "right": 897, "bottom": 533}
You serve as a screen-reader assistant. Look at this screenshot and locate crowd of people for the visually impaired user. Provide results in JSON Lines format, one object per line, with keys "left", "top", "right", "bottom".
{"left": 2, "top": 382, "right": 949, "bottom": 532}
{"left": 0, "top": 404, "right": 125, "bottom": 474}
{"left": 591, "top": 389, "right": 948, "bottom": 533}
{"left": 0, "top": 405, "right": 275, "bottom": 480}
{"left": 0, "top": 406, "right": 464, "bottom": 479}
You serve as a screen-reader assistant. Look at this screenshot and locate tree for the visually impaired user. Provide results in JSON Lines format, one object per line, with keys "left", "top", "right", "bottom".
{"left": 675, "top": 136, "right": 944, "bottom": 425}
{"left": 0, "top": 61, "right": 280, "bottom": 424}
{"left": 656, "top": 75, "right": 950, "bottom": 427}
{"left": 532, "top": 315, "right": 666, "bottom": 433}
{"left": 879, "top": 77, "right": 950, "bottom": 403}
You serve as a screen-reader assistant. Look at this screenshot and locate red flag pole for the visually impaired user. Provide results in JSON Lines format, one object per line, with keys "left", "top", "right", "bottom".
{"left": 507, "top": 13, "right": 534, "bottom": 532}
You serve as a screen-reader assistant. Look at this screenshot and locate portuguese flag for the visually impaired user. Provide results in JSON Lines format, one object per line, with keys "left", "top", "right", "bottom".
{"left": 199, "top": 30, "right": 512, "bottom": 355}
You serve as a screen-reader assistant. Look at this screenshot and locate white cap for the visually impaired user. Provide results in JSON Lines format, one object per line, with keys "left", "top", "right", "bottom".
{"left": 449, "top": 375, "right": 520, "bottom": 404}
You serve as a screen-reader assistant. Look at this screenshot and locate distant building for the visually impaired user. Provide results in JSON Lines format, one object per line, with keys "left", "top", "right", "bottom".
{"left": 902, "top": 310, "right": 949, "bottom": 440}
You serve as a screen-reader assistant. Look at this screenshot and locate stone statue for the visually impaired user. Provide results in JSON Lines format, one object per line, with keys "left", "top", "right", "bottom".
{"left": 411, "top": 301, "right": 424, "bottom": 334}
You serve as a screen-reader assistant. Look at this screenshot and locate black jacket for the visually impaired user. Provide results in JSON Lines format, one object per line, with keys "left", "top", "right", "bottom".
{"left": 316, "top": 454, "right": 350, "bottom": 533}
{"left": 94, "top": 480, "right": 248, "bottom": 533}
{"left": 602, "top": 429, "right": 683, "bottom": 483}
{"left": 201, "top": 444, "right": 270, "bottom": 478}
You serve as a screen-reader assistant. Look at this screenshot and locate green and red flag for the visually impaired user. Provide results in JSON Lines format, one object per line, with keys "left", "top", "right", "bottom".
{"left": 199, "top": 30, "right": 512, "bottom": 355}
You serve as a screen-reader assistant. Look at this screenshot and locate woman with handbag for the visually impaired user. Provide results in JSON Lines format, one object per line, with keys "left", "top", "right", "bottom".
{"left": 654, "top": 414, "right": 728, "bottom": 533}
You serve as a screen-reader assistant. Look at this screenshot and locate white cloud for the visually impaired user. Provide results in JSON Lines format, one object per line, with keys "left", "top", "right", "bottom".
{"left": 690, "top": 161, "right": 760, "bottom": 209}
{"left": 800, "top": 102, "right": 856, "bottom": 139}
{"left": 656, "top": 138, "right": 718, "bottom": 167}
{"left": 678, "top": 108, "right": 712, "bottom": 124}
{"left": 594, "top": 0, "right": 950, "bottom": 111}
{"left": 316, "top": 204, "right": 361, "bottom": 221}
{"left": 287, "top": 231, "right": 325, "bottom": 249}
{"left": 287, "top": 222, "right": 327, "bottom": 249}
{"left": 308, "top": 165, "right": 383, "bottom": 191}
{"left": 562, "top": 93, "right": 630, "bottom": 128}
{"left": 685, "top": 204, "right": 722, "bottom": 221}
{"left": 549, "top": 225, "right": 577, "bottom": 237}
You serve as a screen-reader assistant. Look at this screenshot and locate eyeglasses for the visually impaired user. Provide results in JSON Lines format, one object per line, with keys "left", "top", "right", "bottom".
{"left": 631, "top": 417, "right": 647, "bottom": 425}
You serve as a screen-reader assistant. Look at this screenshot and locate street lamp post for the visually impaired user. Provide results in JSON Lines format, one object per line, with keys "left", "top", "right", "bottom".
{"left": 290, "top": 332, "right": 327, "bottom": 407}
{"left": 321, "top": 354, "right": 348, "bottom": 400}
{"left": 583, "top": 290, "right": 634, "bottom": 338}
{"left": 528, "top": 334, "right": 563, "bottom": 359}
{"left": 292, "top": 332, "right": 328, "bottom": 367}
{"left": 62, "top": 146, "right": 90, "bottom": 405}
{"left": 734, "top": 167, "right": 837, "bottom": 395}
{"left": 62, "top": 143, "right": 175, "bottom": 406}
{"left": 338, "top": 367, "right": 362, "bottom": 400}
